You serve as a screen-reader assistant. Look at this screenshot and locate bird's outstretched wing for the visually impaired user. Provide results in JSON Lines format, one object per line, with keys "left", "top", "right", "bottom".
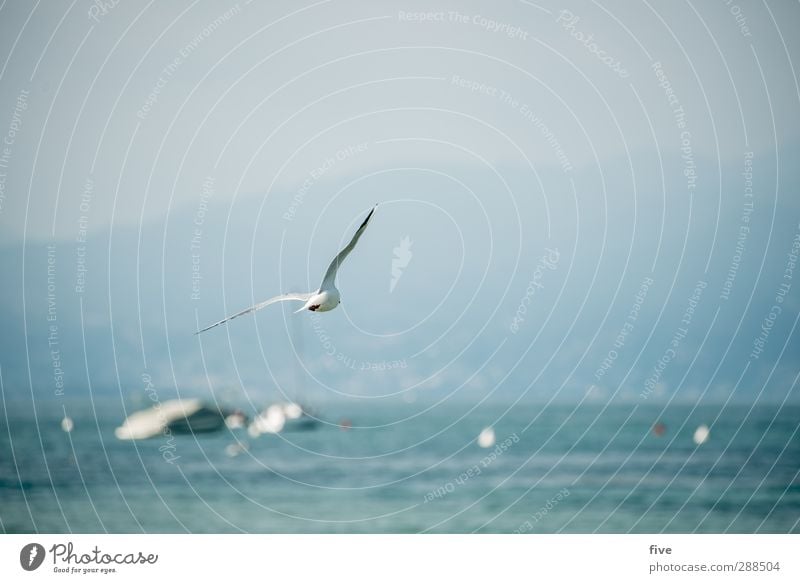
{"left": 195, "top": 292, "right": 314, "bottom": 335}
{"left": 320, "top": 206, "right": 375, "bottom": 290}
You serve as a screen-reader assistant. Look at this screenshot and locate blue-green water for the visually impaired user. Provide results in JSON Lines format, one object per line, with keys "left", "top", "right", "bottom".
{"left": 1, "top": 399, "right": 798, "bottom": 533}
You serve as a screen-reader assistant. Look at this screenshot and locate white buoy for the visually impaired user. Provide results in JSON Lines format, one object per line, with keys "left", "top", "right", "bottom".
{"left": 60, "top": 416, "right": 74, "bottom": 433}
{"left": 477, "top": 426, "right": 496, "bottom": 448}
{"left": 693, "top": 424, "right": 710, "bottom": 445}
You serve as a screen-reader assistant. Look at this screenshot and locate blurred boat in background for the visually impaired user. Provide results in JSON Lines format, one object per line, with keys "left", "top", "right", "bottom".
{"left": 114, "top": 399, "right": 229, "bottom": 440}
{"left": 247, "top": 401, "right": 319, "bottom": 437}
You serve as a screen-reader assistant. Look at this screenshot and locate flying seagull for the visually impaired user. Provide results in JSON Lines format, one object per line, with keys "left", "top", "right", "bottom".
{"left": 195, "top": 206, "right": 376, "bottom": 335}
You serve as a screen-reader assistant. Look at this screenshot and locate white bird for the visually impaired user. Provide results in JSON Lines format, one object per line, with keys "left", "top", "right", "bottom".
{"left": 195, "top": 206, "right": 376, "bottom": 335}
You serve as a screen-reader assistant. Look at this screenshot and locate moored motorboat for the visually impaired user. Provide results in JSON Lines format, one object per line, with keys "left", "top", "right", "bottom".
{"left": 115, "top": 399, "right": 228, "bottom": 440}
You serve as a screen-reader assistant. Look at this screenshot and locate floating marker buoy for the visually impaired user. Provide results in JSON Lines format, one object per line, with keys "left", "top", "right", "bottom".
{"left": 693, "top": 424, "right": 710, "bottom": 445}
{"left": 477, "top": 427, "right": 496, "bottom": 448}
{"left": 60, "top": 416, "right": 74, "bottom": 433}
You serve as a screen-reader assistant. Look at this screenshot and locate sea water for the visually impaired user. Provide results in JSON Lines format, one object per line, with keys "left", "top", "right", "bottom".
{"left": 1, "top": 398, "right": 797, "bottom": 533}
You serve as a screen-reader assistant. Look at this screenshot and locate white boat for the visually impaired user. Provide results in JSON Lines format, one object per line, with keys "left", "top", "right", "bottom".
{"left": 247, "top": 402, "right": 319, "bottom": 437}
{"left": 115, "top": 399, "right": 227, "bottom": 440}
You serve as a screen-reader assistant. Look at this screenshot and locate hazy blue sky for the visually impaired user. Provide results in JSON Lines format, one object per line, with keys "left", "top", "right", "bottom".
{"left": 0, "top": 0, "right": 798, "bottom": 411}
